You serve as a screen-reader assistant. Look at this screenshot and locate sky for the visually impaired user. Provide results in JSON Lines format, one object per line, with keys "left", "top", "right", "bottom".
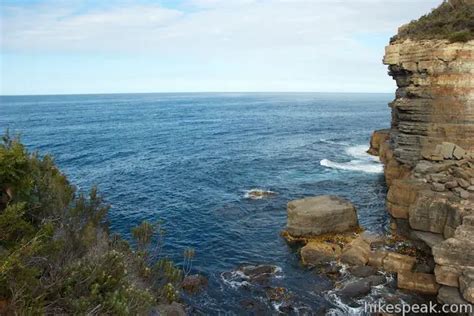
{"left": 0, "top": 0, "right": 441, "bottom": 95}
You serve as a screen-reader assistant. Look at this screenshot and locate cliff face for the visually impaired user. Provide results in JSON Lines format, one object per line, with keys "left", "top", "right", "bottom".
{"left": 370, "top": 38, "right": 474, "bottom": 306}
{"left": 384, "top": 40, "right": 474, "bottom": 166}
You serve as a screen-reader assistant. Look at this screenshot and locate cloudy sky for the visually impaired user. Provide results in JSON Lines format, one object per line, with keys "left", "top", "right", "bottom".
{"left": 1, "top": 0, "right": 441, "bottom": 95}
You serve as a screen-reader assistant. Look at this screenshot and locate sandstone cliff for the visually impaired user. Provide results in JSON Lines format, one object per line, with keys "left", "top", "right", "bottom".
{"left": 384, "top": 39, "right": 474, "bottom": 166}
{"left": 369, "top": 16, "right": 474, "bottom": 307}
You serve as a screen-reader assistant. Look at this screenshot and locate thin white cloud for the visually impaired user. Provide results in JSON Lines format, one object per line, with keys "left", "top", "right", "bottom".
{"left": 1, "top": 0, "right": 441, "bottom": 53}
{"left": 0, "top": 0, "right": 442, "bottom": 94}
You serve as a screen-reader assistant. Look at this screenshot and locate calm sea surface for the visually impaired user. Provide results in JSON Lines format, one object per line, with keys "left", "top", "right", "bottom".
{"left": 1, "top": 93, "right": 394, "bottom": 314}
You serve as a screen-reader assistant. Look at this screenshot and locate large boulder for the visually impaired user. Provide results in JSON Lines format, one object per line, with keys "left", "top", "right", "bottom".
{"left": 286, "top": 195, "right": 358, "bottom": 237}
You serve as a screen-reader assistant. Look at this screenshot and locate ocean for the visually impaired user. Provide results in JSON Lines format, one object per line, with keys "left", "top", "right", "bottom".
{"left": 1, "top": 92, "right": 397, "bottom": 314}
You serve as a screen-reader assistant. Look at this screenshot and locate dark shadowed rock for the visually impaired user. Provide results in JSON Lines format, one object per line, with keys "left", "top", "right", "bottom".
{"left": 364, "top": 275, "right": 386, "bottom": 287}
{"left": 413, "top": 262, "right": 433, "bottom": 274}
{"left": 182, "top": 274, "right": 208, "bottom": 294}
{"left": 350, "top": 266, "right": 377, "bottom": 278}
{"left": 339, "top": 280, "right": 371, "bottom": 298}
{"left": 438, "top": 286, "right": 471, "bottom": 306}
{"left": 238, "top": 264, "right": 280, "bottom": 286}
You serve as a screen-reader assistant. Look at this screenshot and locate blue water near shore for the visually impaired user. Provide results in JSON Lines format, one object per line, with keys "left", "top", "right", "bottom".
{"left": 1, "top": 93, "right": 392, "bottom": 314}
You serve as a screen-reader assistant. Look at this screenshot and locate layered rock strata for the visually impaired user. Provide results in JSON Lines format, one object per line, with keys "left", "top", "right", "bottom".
{"left": 383, "top": 40, "right": 474, "bottom": 166}
{"left": 370, "top": 38, "right": 474, "bottom": 306}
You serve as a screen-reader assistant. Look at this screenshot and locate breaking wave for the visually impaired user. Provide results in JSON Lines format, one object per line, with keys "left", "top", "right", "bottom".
{"left": 320, "top": 145, "right": 383, "bottom": 174}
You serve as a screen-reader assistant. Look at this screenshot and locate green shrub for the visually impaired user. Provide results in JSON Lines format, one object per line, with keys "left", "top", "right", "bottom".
{"left": 396, "top": 0, "right": 474, "bottom": 42}
{"left": 56, "top": 250, "right": 154, "bottom": 315}
{"left": 449, "top": 30, "right": 472, "bottom": 42}
{"left": 0, "top": 133, "right": 188, "bottom": 314}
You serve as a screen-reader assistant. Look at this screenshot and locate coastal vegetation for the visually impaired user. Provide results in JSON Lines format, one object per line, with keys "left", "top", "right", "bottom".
{"left": 0, "top": 132, "right": 187, "bottom": 314}
{"left": 395, "top": 0, "right": 474, "bottom": 43}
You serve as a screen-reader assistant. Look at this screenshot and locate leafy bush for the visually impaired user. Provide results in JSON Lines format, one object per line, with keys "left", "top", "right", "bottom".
{"left": 395, "top": 0, "right": 474, "bottom": 42}
{"left": 0, "top": 133, "right": 188, "bottom": 314}
{"left": 449, "top": 30, "right": 472, "bottom": 42}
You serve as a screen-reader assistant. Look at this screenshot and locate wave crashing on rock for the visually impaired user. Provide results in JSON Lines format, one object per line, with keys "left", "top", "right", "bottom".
{"left": 320, "top": 145, "right": 383, "bottom": 174}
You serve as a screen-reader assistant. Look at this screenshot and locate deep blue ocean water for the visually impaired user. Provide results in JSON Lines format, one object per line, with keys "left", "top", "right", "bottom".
{"left": 1, "top": 93, "right": 394, "bottom": 314}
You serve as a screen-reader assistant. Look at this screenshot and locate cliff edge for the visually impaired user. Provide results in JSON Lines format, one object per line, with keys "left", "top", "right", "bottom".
{"left": 369, "top": 0, "right": 474, "bottom": 307}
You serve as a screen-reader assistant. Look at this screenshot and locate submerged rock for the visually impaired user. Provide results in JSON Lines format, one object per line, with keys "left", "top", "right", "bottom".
{"left": 286, "top": 195, "right": 358, "bottom": 237}
{"left": 240, "top": 264, "right": 278, "bottom": 277}
{"left": 221, "top": 264, "right": 281, "bottom": 288}
{"left": 244, "top": 189, "right": 277, "bottom": 200}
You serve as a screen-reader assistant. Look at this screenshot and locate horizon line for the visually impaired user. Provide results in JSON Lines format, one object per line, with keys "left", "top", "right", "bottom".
{"left": 0, "top": 91, "right": 394, "bottom": 97}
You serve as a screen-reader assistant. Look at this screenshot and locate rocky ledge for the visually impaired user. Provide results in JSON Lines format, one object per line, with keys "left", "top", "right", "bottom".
{"left": 368, "top": 34, "right": 474, "bottom": 306}
{"left": 283, "top": 195, "right": 442, "bottom": 298}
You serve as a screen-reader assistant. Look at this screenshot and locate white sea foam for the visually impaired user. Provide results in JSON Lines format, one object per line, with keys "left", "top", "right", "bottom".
{"left": 320, "top": 145, "right": 383, "bottom": 174}
{"left": 345, "top": 145, "right": 380, "bottom": 162}
{"left": 319, "top": 138, "right": 350, "bottom": 146}
{"left": 324, "top": 292, "right": 364, "bottom": 316}
{"left": 220, "top": 270, "right": 251, "bottom": 289}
